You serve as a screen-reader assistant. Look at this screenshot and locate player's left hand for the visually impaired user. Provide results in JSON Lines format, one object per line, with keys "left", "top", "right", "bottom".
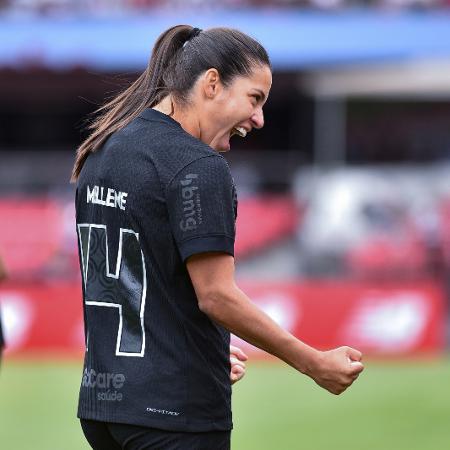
{"left": 230, "top": 344, "right": 248, "bottom": 385}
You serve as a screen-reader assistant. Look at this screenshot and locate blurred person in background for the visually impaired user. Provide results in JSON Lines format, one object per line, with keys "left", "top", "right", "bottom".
{"left": 72, "top": 24, "right": 364, "bottom": 450}
{"left": 0, "top": 253, "right": 7, "bottom": 363}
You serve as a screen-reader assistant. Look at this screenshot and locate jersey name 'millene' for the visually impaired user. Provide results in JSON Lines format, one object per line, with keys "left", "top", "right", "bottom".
{"left": 87, "top": 184, "right": 128, "bottom": 210}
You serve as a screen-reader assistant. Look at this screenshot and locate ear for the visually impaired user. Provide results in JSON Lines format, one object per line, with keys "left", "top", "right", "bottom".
{"left": 202, "top": 68, "right": 222, "bottom": 99}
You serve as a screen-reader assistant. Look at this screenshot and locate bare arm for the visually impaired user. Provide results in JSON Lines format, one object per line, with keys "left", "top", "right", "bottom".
{"left": 187, "top": 253, "right": 364, "bottom": 395}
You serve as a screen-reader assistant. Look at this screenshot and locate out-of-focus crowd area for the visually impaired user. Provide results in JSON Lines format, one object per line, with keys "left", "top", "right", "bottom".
{"left": 2, "top": 0, "right": 450, "bottom": 13}
{"left": 1, "top": 1, "right": 450, "bottom": 358}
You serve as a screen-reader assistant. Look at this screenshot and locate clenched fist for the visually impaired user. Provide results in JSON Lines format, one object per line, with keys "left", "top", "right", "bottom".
{"left": 307, "top": 346, "right": 364, "bottom": 395}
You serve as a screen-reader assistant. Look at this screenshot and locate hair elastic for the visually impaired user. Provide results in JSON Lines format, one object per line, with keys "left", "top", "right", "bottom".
{"left": 183, "top": 27, "right": 202, "bottom": 48}
{"left": 189, "top": 27, "right": 202, "bottom": 39}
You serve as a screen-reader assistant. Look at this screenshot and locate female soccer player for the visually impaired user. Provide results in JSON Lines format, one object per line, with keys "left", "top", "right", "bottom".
{"left": 72, "top": 25, "right": 364, "bottom": 450}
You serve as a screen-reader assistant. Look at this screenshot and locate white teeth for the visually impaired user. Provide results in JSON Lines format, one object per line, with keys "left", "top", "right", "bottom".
{"left": 234, "top": 127, "right": 247, "bottom": 138}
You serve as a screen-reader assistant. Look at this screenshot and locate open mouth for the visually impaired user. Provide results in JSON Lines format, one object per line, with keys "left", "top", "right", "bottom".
{"left": 231, "top": 126, "right": 247, "bottom": 138}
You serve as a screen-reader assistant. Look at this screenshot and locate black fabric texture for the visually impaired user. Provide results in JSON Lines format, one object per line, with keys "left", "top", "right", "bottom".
{"left": 81, "top": 419, "right": 231, "bottom": 450}
{"left": 75, "top": 108, "right": 236, "bottom": 432}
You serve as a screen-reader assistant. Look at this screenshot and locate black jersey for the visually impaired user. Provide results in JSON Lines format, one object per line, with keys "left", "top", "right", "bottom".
{"left": 75, "top": 108, "right": 237, "bottom": 432}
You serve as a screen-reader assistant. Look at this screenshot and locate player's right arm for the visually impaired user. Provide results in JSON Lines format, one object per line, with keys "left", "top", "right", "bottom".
{"left": 186, "top": 252, "right": 364, "bottom": 395}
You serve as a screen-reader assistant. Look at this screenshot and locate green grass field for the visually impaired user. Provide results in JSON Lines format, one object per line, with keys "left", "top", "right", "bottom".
{"left": 1, "top": 358, "right": 449, "bottom": 450}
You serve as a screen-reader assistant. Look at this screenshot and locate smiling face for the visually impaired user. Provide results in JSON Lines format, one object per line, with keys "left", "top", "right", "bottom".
{"left": 194, "top": 64, "right": 272, "bottom": 152}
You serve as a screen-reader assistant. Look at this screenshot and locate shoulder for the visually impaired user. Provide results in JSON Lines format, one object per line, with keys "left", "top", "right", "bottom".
{"left": 168, "top": 151, "right": 232, "bottom": 189}
{"left": 143, "top": 123, "right": 232, "bottom": 188}
{"left": 105, "top": 110, "right": 233, "bottom": 186}
{"left": 167, "top": 127, "right": 220, "bottom": 162}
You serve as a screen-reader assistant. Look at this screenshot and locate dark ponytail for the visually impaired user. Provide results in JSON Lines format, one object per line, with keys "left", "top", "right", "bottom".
{"left": 72, "top": 25, "right": 271, "bottom": 181}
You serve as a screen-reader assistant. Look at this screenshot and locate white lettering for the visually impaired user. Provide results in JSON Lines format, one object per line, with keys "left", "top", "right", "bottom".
{"left": 120, "top": 193, "right": 128, "bottom": 210}
{"left": 146, "top": 407, "right": 180, "bottom": 416}
{"left": 106, "top": 188, "right": 115, "bottom": 207}
{"left": 99, "top": 187, "right": 106, "bottom": 205}
{"left": 87, "top": 185, "right": 97, "bottom": 203}
{"left": 86, "top": 185, "right": 128, "bottom": 211}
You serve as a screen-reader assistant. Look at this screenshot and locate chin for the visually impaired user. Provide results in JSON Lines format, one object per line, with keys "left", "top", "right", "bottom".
{"left": 217, "top": 142, "right": 231, "bottom": 153}
{"left": 210, "top": 137, "right": 231, "bottom": 153}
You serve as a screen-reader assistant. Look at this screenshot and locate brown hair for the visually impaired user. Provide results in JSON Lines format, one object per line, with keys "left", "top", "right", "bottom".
{"left": 71, "top": 24, "right": 271, "bottom": 181}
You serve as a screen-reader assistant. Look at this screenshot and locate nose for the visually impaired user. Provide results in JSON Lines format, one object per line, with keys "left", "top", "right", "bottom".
{"left": 251, "top": 107, "right": 264, "bottom": 129}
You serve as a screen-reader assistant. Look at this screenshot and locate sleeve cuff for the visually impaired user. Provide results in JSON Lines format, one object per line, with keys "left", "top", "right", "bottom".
{"left": 178, "top": 235, "right": 235, "bottom": 263}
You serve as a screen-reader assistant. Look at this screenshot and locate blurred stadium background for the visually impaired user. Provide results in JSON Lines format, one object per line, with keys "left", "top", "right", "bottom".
{"left": 1, "top": 1, "right": 450, "bottom": 449}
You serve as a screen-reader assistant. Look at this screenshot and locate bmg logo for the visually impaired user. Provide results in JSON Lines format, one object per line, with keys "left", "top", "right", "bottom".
{"left": 179, "top": 173, "right": 202, "bottom": 232}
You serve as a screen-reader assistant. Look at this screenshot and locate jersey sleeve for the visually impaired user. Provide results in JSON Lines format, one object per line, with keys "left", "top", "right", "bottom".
{"left": 166, "top": 155, "right": 237, "bottom": 262}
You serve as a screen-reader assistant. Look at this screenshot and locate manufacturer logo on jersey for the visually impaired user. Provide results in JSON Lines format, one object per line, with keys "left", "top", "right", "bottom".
{"left": 87, "top": 185, "right": 128, "bottom": 211}
{"left": 82, "top": 368, "right": 126, "bottom": 402}
{"left": 146, "top": 407, "right": 181, "bottom": 416}
{"left": 179, "top": 173, "right": 203, "bottom": 232}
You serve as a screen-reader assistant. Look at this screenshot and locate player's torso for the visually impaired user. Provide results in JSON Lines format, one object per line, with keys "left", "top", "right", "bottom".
{"left": 75, "top": 111, "right": 232, "bottom": 431}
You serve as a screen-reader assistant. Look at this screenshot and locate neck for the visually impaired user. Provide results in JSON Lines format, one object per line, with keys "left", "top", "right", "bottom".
{"left": 153, "top": 96, "right": 201, "bottom": 141}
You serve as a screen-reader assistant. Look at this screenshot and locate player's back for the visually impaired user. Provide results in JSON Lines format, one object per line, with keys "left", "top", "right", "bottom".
{"left": 75, "top": 108, "right": 236, "bottom": 432}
